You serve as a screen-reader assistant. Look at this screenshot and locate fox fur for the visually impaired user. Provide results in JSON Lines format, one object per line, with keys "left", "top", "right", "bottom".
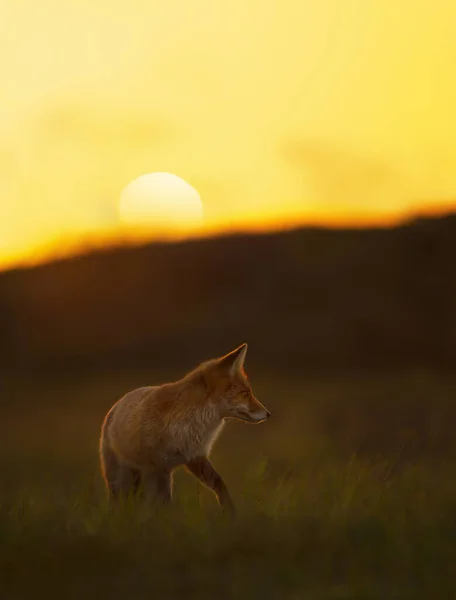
{"left": 99, "top": 343, "right": 270, "bottom": 513}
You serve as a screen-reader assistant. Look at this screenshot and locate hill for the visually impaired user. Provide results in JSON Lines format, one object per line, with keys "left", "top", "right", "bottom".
{"left": 1, "top": 213, "right": 455, "bottom": 374}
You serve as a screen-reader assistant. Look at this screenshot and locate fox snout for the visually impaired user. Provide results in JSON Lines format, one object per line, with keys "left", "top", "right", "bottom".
{"left": 234, "top": 397, "right": 271, "bottom": 423}
{"left": 257, "top": 409, "right": 272, "bottom": 422}
{"left": 245, "top": 407, "right": 271, "bottom": 423}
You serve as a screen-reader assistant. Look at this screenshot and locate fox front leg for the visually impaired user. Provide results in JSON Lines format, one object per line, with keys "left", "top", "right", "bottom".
{"left": 186, "top": 457, "right": 236, "bottom": 516}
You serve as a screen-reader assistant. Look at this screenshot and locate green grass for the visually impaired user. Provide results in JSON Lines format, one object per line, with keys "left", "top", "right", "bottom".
{"left": 1, "top": 369, "right": 456, "bottom": 598}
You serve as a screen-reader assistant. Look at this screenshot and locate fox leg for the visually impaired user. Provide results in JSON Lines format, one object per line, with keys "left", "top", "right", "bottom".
{"left": 186, "top": 457, "right": 236, "bottom": 515}
{"left": 100, "top": 441, "right": 141, "bottom": 499}
{"left": 142, "top": 469, "right": 173, "bottom": 504}
{"left": 116, "top": 463, "right": 142, "bottom": 498}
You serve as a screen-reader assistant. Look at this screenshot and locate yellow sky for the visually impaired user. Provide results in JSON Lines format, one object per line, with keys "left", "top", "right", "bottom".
{"left": 2, "top": 0, "right": 456, "bottom": 268}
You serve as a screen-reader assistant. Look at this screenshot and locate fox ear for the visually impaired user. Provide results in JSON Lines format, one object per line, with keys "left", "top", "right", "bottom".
{"left": 219, "top": 343, "right": 248, "bottom": 376}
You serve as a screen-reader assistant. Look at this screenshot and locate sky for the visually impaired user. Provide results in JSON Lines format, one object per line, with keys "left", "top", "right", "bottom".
{"left": 2, "top": 0, "right": 456, "bottom": 268}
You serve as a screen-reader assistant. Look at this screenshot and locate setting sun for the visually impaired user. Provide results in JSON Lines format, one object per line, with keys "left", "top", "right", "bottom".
{"left": 119, "top": 173, "right": 203, "bottom": 236}
{"left": 2, "top": 0, "right": 456, "bottom": 269}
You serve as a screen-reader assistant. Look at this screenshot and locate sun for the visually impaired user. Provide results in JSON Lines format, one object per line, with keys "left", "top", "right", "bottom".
{"left": 119, "top": 172, "right": 204, "bottom": 236}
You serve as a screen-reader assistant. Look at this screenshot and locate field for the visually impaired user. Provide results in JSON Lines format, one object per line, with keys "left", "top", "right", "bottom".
{"left": 1, "top": 367, "right": 456, "bottom": 599}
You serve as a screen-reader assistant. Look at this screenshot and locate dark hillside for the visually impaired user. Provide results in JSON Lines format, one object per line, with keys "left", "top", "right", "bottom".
{"left": 1, "top": 214, "right": 455, "bottom": 373}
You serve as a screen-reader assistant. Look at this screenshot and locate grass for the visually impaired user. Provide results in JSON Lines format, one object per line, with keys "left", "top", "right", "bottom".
{"left": 1, "top": 368, "right": 456, "bottom": 598}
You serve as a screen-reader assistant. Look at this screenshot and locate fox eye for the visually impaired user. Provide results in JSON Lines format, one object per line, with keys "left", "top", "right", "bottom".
{"left": 241, "top": 390, "right": 249, "bottom": 397}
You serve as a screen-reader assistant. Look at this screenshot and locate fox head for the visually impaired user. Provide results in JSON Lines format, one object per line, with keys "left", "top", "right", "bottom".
{"left": 209, "top": 343, "right": 271, "bottom": 424}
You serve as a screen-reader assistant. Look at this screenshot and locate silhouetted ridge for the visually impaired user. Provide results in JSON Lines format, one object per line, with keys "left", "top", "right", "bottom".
{"left": 1, "top": 213, "right": 455, "bottom": 373}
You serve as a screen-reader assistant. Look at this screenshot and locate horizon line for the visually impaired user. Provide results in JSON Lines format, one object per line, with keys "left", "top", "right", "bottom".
{"left": 1, "top": 206, "right": 455, "bottom": 274}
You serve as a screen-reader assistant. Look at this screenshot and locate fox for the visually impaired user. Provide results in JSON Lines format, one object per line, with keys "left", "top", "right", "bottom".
{"left": 99, "top": 343, "right": 270, "bottom": 514}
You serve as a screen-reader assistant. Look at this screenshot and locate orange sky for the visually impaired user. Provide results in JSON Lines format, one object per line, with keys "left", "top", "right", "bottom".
{"left": 2, "top": 0, "right": 456, "bottom": 269}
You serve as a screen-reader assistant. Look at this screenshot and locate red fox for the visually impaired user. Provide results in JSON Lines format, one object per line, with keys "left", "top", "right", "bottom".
{"left": 99, "top": 343, "right": 270, "bottom": 513}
